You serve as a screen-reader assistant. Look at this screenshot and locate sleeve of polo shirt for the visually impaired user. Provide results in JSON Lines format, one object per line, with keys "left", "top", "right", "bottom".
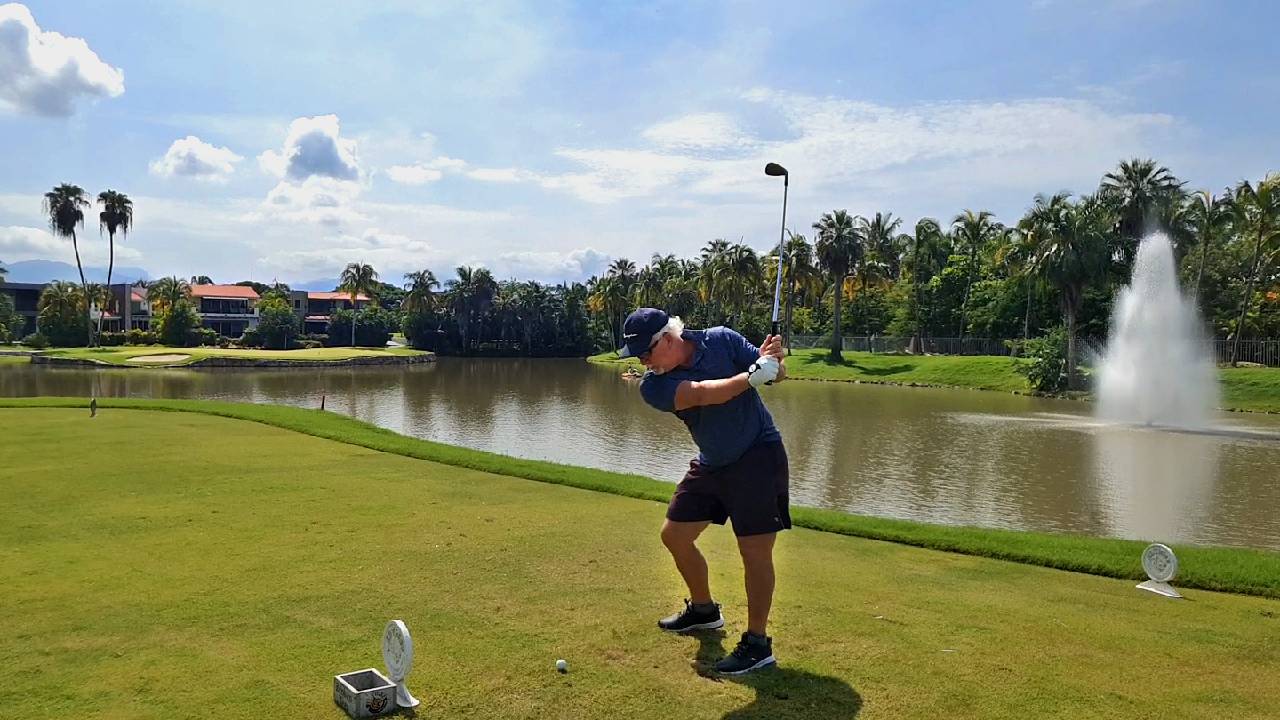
{"left": 723, "top": 327, "right": 762, "bottom": 372}
{"left": 639, "top": 373, "right": 680, "bottom": 413}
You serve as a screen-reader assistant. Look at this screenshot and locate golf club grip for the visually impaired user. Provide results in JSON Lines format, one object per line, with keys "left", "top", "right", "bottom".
{"left": 771, "top": 320, "right": 779, "bottom": 337}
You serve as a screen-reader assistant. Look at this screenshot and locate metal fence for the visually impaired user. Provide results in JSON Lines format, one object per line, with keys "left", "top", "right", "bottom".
{"left": 1212, "top": 340, "right": 1280, "bottom": 366}
{"left": 788, "top": 335, "right": 1280, "bottom": 367}
{"left": 787, "top": 335, "right": 1016, "bottom": 356}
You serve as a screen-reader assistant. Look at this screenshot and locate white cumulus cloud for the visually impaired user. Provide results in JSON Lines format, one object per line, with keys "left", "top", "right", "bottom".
{"left": 0, "top": 3, "right": 124, "bottom": 116}
{"left": 385, "top": 156, "right": 469, "bottom": 185}
{"left": 149, "top": 136, "right": 243, "bottom": 182}
{"left": 258, "top": 114, "right": 362, "bottom": 182}
{"left": 642, "top": 112, "right": 755, "bottom": 151}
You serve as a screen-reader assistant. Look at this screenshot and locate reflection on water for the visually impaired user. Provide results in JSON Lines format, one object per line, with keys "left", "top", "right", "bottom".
{"left": 4, "top": 359, "right": 1280, "bottom": 549}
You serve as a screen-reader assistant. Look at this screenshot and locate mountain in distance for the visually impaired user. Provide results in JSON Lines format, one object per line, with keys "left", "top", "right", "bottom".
{"left": 0, "top": 259, "right": 151, "bottom": 284}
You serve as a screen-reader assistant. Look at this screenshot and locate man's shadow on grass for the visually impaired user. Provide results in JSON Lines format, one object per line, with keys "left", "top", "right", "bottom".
{"left": 687, "top": 632, "right": 862, "bottom": 719}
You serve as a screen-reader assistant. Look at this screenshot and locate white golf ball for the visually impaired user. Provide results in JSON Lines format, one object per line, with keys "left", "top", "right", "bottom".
{"left": 555, "top": 659, "right": 568, "bottom": 673}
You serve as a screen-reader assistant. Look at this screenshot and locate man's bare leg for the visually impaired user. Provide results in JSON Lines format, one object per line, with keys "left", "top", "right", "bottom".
{"left": 737, "top": 532, "right": 776, "bottom": 636}
{"left": 660, "top": 519, "right": 713, "bottom": 603}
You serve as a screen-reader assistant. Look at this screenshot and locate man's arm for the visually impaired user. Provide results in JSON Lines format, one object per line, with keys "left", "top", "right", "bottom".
{"left": 673, "top": 373, "right": 753, "bottom": 411}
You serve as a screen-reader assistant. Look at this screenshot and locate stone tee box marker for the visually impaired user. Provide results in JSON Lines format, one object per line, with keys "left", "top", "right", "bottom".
{"left": 334, "top": 620, "right": 421, "bottom": 718}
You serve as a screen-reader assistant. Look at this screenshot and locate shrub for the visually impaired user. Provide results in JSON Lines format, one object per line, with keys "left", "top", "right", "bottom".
{"left": 217, "top": 336, "right": 231, "bottom": 348}
{"left": 295, "top": 339, "right": 323, "bottom": 349}
{"left": 257, "top": 296, "right": 301, "bottom": 350}
{"left": 99, "top": 331, "right": 125, "bottom": 346}
{"left": 22, "top": 332, "right": 49, "bottom": 349}
{"left": 155, "top": 299, "right": 201, "bottom": 347}
{"left": 239, "top": 327, "right": 262, "bottom": 348}
{"left": 196, "top": 327, "right": 219, "bottom": 346}
{"left": 328, "top": 308, "right": 396, "bottom": 347}
{"left": 1016, "top": 327, "right": 1069, "bottom": 393}
{"left": 125, "top": 329, "right": 158, "bottom": 345}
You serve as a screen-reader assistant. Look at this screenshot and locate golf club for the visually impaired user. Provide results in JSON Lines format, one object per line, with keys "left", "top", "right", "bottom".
{"left": 765, "top": 162, "right": 789, "bottom": 339}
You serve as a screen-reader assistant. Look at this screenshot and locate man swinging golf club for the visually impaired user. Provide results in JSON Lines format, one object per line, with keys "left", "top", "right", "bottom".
{"left": 618, "top": 307, "right": 788, "bottom": 675}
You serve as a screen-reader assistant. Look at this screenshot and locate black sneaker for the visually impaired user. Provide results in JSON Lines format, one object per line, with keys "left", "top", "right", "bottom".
{"left": 657, "top": 599, "right": 724, "bottom": 633}
{"left": 714, "top": 632, "right": 776, "bottom": 675}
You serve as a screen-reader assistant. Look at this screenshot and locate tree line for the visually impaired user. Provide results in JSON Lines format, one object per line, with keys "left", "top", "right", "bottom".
{"left": 7, "top": 160, "right": 1279, "bottom": 384}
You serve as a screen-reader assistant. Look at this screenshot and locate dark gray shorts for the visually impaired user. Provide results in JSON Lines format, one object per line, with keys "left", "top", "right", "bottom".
{"left": 666, "top": 442, "right": 790, "bottom": 537}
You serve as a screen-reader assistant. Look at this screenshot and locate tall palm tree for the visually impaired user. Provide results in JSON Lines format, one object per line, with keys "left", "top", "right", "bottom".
{"left": 1033, "top": 194, "right": 1113, "bottom": 388}
{"left": 859, "top": 212, "right": 904, "bottom": 279}
{"left": 721, "top": 243, "right": 761, "bottom": 326}
{"left": 43, "top": 184, "right": 92, "bottom": 345}
{"left": 338, "top": 262, "right": 380, "bottom": 347}
{"left": 1099, "top": 158, "right": 1184, "bottom": 269}
{"left": 605, "top": 258, "right": 638, "bottom": 345}
{"left": 951, "top": 209, "right": 1001, "bottom": 342}
{"left": 908, "top": 218, "right": 944, "bottom": 351}
{"left": 1014, "top": 192, "right": 1070, "bottom": 345}
{"left": 147, "top": 276, "right": 191, "bottom": 316}
{"left": 778, "top": 232, "right": 823, "bottom": 353}
{"left": 402, "top": 269, "right": 440, "bottom": 315}
{"left": 447, "top": 266, "right": 497, "bottom": 353}
{"left": 698, "top": 239, "right": 730, "bottom": 322}
{"left": 813, "top": 209, "right": 863, "bottom": 361}
{"left": 1228, "top": 175, "right": 1280, "bottom": 366}
{"left": 97, "top": 189, "right": 133, "bottom": 281}
{"left": 1181, "top": 189, "right": 1233, "bottom": 302}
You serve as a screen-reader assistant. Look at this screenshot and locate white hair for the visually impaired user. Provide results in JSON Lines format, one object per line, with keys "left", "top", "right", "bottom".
{"left": 653, "top": 315, "right": 684, "bottom": 343}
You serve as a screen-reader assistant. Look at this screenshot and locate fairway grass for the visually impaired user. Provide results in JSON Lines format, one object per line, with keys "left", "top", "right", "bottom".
{"left": 1, "top": 403, "right": 1277, "bottom": 719}
{"left": 590, "top": 349, "right": 1280, "bottom": 412}
{"left": 39, "top": 345, "right": 426, "bottom": 366}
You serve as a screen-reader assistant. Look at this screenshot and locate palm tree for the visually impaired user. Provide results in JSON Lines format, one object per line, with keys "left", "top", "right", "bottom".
{"left": 1228, "top": 175, "right": 1280, "bottom": 367}
{"left": 951, "top": 209, "right": 1001, "bottom": 343}
{"left": 843, "top": 255, "right": 890, "bottom": 337}
{"left": 604, "top": 258, "right": 638, "bottom": 345}
{"left": 860, "top": 212, "right": 904, "bottom": 279}
{"left": 85, "top": 282, "right": 111, "bottom": 332}
{"left": 338, "top": 262, "right": 380, "bottom": 347}
{"left": 43, "top": 184, "right": 92, "bottom": 345}
{"left": 698, "top": 239, "right": 730, "bottom": 322}
{"left": 95, "top": 190, "right": 131, "bottom": 280}
{"left": 721, "top": 243, "right": 761, "bottom": 326}
{"left": 1014, "top": 192, "right": 1070, "bottom": 345}
{"left": 813, "top": 209, "right": 863, "bottom": 361}
{"left": 908, "top": 218, "right": 944, "bottom": 352}
{"left": 1033, "top": 194, "right": 1113, "bottom": 389}
{"left": 402, "top": 269, "right": 440, "bottom": 315}
{"left": 1181, "top": 189, "right": 1233, "bottom": 302}
{"left": 1099, "top": 158, "right": 1184, "bottom": 269}
{"left": 777, "top": 233, "right": 822, "bottom": 353}
{"left": 447, "top": 266, "right": 497, "bottom": 353}
{"left": 147, "top": 276, "right": 190, "bottom": 316}
{"left": 37, "top": 281, "right": 87, "bottom": 345}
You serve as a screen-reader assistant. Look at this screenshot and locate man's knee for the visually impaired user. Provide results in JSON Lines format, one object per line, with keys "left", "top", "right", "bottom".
{"left": 661, "top": 520, "right": 703, "bottom": 551}
{"left": 736, "top": 532, "right": 776, "bottom": 559}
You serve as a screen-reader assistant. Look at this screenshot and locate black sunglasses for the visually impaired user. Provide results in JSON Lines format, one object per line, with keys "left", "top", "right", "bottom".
{"left": 638, "top": 334, "right": 662, "bottom": 361}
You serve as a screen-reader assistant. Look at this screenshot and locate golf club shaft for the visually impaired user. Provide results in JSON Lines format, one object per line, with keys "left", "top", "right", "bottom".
{"left": 770, "top": 176, "right": 788, "bottom": 339}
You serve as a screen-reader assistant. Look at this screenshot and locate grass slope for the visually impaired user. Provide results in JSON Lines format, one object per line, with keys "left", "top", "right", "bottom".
{"left": 3, "top": 407, "right": 1280, "bottom": 718}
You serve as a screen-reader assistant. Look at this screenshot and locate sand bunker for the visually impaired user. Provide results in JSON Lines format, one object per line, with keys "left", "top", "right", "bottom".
{"left": 126, "top": 354, "right": 191, "bottom": 364}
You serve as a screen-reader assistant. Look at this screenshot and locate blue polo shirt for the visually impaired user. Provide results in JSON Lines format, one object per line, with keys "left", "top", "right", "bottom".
{"left": 639, "top": 327, "right": 782, "bottom": 468}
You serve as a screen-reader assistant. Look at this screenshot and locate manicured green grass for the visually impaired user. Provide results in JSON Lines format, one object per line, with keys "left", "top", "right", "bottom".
{"left": 2, "top": 403, "right": 1278, "bottom": 719}
{"left": 1219, "top": 365, "right": 1280, "bottom": 413}
{"left": 590, "top": 350, "right": 1280, "bottom": 412}
{"left": 0, "top": 355, "right": 28, "bottom": 365}
{"left": 4, "top": 396, "right": 1278, "bottom": 601}
{"left": 42, "top": 345, "right": 426, "bottom": 366}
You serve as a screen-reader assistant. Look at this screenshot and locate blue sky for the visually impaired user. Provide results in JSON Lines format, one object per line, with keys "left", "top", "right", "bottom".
{"left": 1, "top": 0, "right": 1278, "bottom": 285}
